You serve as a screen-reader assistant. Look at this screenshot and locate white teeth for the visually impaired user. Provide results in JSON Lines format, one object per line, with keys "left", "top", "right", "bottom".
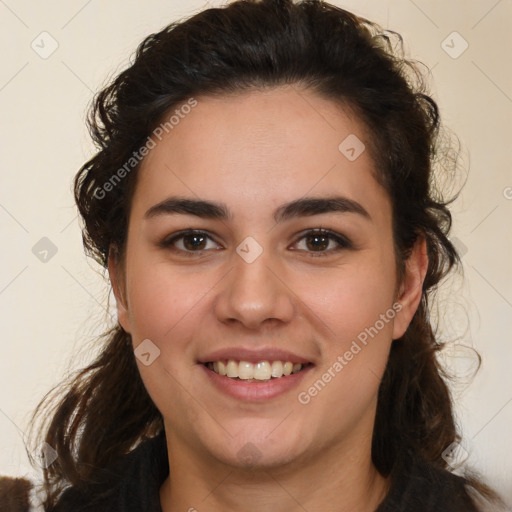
{"left": 283, "top": 362, "right": 293, "bottom": 376}
{"left": 254, "top": 361, "right": 271, "bottom": 380}
{"left": 292, "top": 363, "right": 302, "bottom": 374}
{"left": 218, "top": 360, "right": 227, "bottom": 376}
{"left": 238, "top": 361, "right": 254, "bottom": 380}
{"left": 226, "top": 360, "right": 238, "bottom": 378}
{"left": 207, "top": 359, "right": 305, "bottom": 380}
{"left": 271, "top": 361, "right": 283, "bottom": 377}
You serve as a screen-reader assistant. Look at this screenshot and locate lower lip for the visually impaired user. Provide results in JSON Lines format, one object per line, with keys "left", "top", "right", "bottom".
{"left": 200, "top": 364, "right": 313, "bottom": 402}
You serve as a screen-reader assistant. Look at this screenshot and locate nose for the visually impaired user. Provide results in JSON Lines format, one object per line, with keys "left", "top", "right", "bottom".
{"left": 213, "top": 245, "right": 295, "bottom": 331}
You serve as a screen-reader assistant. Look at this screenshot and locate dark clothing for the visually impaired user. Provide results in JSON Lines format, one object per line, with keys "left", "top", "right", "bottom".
{"left": 50, "top": 432, "right": 481, "bottom": 512}
{"left": 51, "top": 434, "right": 169, "bottom": 512}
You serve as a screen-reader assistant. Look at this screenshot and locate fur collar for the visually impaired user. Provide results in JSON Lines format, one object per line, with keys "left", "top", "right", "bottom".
{"left": 0, "top": 476, "right": 42, "bottom": 512}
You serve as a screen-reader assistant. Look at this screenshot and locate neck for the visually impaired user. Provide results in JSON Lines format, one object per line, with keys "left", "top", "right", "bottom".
{"left": 160, "top": 428, "right": 390, "bottom": 512}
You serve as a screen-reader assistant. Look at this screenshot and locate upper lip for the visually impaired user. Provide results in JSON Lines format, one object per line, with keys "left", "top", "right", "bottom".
{"left": 198, "top": 347, "right": 314, "bottom": 365}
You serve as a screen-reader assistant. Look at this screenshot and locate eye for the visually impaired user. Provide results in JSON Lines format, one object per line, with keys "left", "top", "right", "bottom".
{"left": 291, "top": 229, "right": 352, "bottom": 257}
{"left": 159, "top": 228, "right": 352, "bottom": 258}
{"left": 159, "top": 230, "right": 222, "bottom": 255}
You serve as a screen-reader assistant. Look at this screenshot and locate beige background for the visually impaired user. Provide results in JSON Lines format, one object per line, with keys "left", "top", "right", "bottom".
{"left": 1, "top": 0, "right": 511, "bottom": 505}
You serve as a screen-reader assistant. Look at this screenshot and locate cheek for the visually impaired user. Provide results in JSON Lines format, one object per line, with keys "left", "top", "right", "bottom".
{"left": 123, "top": 257, "right": 221, "bottom": 403}
{"left": 292, "top": 252, "right": 396, "bottom": 417}
{"left": 124, "top": 260, "right": 211, "bottom": 425}
{"left": 125, "top": 257, "right": 214, "bottom": 342}
{"left": 295, "top": 252, "right": 397, "bottom": 343}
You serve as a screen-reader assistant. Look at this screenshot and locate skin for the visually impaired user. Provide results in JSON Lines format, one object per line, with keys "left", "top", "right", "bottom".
{"left": 109, "top": 85, "right": 428, "bottom": 512}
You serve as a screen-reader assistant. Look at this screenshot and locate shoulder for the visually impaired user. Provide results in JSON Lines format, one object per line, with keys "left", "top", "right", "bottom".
{"left": 50, "top": 432, "right": 168, "bottom": 512}
{"left": 377, "top": 456, "right": 501, "bottom": 512}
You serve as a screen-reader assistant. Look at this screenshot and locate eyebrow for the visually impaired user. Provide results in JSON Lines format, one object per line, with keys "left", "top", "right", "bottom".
{"left": 144, "top": 196, "right": 371, "bottom": 223}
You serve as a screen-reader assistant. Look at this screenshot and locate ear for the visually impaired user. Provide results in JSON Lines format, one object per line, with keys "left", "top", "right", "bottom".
{"left": 108, "top": 245, "right": 131, "bottom": 334}
{"left": 392, "top": 235, "right": 428, "bottom": 340}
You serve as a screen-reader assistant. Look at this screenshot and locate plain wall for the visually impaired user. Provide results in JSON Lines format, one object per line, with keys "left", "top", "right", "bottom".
{"left": 1, "top": 0, "right": 511, "bottom": 505}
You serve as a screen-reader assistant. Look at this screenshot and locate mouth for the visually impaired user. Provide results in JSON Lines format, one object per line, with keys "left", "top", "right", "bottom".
{"left": 203, "top": 359, "right": 313, "bottom": 382}
{"left": 200, "top": 357, "right": 314, "bottom": 401}
{"left": 197, "top": 347, "right": 315, "bottom": 401}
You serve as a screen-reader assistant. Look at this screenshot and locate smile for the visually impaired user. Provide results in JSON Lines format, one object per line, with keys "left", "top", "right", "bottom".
{"left": 201, "top": 359, "right": 314, "bottom": 401}
{"left": 205, "top": 359, "right": 308, "bottom": 381}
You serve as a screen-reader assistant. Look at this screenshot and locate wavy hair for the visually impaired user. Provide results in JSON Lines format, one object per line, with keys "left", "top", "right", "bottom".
{"left": 29, "top": 0, "right": 498, "bottom": 508}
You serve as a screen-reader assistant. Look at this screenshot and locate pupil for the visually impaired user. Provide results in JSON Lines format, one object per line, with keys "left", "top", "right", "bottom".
{"left": 307, "top": 235, "right": 328, "bottom": 251}
{"left": 184, "top": 234, "right": 206, "bottom": 250}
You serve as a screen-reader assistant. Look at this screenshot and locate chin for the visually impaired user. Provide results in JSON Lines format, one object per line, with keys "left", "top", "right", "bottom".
{"left": 200, "top": 419, "right": 312, "bottom": 470}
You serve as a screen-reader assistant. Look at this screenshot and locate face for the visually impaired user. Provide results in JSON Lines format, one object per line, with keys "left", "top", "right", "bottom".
{"left": 111, "top": 86, "right": 424, "bottom": 471}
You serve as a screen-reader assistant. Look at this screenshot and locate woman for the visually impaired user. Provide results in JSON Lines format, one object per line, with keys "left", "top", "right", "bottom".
{"left": 13, "top": 0, "right": 504, "bottom": 510}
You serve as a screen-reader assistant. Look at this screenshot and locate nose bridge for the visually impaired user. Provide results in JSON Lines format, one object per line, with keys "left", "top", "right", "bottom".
{"left": 214, "top": 240, "right": 294, "bottom": 329}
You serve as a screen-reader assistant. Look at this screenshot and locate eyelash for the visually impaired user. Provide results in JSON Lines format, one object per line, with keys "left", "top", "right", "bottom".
{"left": 158, "top": 228, "right": 352, "bottom": 258}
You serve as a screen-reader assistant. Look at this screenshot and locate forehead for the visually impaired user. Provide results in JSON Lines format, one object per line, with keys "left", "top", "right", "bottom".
{"left": 131, "top": 86, "right": 390, "bottom": 223}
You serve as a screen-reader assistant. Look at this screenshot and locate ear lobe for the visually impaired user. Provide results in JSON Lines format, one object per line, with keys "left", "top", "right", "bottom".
{"left": 392, "top": 236, "right": 429, "bottom": 340}
{"left": 108, "top": 245, "right": 131, "bottom": 334}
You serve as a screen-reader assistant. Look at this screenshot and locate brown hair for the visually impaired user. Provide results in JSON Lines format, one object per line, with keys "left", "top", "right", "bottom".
{"left": 29, "top": 0, "right": 498, "bottom": 508}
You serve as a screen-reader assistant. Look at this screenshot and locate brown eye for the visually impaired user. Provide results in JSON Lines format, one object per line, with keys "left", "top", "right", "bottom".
{"left": 292, "top": 229, "right": 352, "bottom": 257}
{"left": 159, "top": 230, "right": 221, "bottom": 255}
{"left": 304, "top": 233, "right": 330, "bottom": 252}
{"left": 182, "top": 233, "right": 208, "bottom": 250}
